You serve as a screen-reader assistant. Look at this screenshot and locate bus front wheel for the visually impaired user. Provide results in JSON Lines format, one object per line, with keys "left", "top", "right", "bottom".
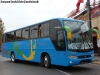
{"left": 41, "top": 54, "right": 51, "bottom": 68}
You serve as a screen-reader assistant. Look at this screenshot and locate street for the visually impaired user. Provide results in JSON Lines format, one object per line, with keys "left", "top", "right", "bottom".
{"left": 0, "top": 55, "right": 100, "bottom": 75}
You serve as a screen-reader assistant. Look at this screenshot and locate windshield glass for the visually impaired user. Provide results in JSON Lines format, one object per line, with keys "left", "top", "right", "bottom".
{"left": 63, "top": 20, "right": 93, "bottom": 51}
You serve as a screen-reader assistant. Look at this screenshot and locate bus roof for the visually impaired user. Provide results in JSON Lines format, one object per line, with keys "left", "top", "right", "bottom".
{"left": 4, "top": 18, "right": 85, "bottom": 33}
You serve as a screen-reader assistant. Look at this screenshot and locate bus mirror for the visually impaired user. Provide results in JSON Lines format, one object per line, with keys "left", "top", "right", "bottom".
{"left": 62, "top": 26, "right": 72, "bottom": 39}
{"left": 89, "top": 28, "right": 100, "bottom": 39}
{"left": 66, "top": 32, "right": 72, "bottom": 39}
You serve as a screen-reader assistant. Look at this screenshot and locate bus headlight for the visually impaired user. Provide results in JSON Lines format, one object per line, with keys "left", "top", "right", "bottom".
{"left": 91, "top": 54, "right": 94, "bottom": 56}
{"left": 68, "top": 56, "right": 78, "bottom": 58}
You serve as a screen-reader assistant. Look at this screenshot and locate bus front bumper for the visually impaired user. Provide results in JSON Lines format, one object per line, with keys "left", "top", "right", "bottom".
{"left": 68, "top": 56, "right": 94, "bottom": 66}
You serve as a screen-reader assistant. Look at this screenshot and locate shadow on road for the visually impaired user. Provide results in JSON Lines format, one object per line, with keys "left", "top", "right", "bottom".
{"left": 53, "top": 64, "right": 93, "bottom": 72}
{"left": 6, "top": 60, "right": 41, "bottom": 67}
{"left": 4, "top": 59, "right": 93, "bottom": 72}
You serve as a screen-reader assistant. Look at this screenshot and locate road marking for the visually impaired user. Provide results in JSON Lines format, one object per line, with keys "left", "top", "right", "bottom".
{"left": 54, "top": 68, "right": 71, "bottom": 75}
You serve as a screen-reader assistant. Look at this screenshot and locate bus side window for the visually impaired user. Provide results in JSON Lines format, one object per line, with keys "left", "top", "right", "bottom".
{"left": 38, "top": 25, "right": 41, "bottom": 37}
{"left": 16, "top": 30, "right": 22, "bottom": 40}
{"left": 5, "top": 33, "right": 8, "bottom": 42}
{"left": 30, "top": 26, "right": 38, "bottom": 39}
{"left": 41, "top": 23, "right": 49, "bottom": 37}
{"left": 22, "top": 28, "right": 29, "bottom": 39}
{"left": 5, "top": 33, "right": 11, "bottom": 42}
{"left": 11, "top": 32, "right": 14, "bottom": 41}
{"left": 30, "top": 27, "right": 34, "bottom": 39}
{"left": 57, "top": 30, "right": 65, "bottom": 50}
{"left": 43, "top": 23, "right": 49, "bottom": 37}
{"left": 16, "top": 30, "right": 19, "bottom": 40}
{"left": 2, "top": 34, "right": 5, "bottom": 43}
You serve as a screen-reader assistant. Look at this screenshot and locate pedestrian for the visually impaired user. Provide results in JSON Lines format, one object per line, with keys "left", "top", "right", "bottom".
{"left": 97, "top": 39, "right": 100, "bottom": 56}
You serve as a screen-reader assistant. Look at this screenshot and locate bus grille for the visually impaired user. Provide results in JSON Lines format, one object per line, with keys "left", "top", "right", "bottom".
{"left": 79, "top": 59, "right": 91, "bottom": 64}
{"left": 78, "top": 55, "right": 91, "bottom": 58}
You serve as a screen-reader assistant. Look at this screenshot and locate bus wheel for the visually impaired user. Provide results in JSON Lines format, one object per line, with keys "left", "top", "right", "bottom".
{"left": 43, "top": 54, "right": 51, "bottom": 68}
{"left": 11, "top": 53, "right": 16, "bottom": 63}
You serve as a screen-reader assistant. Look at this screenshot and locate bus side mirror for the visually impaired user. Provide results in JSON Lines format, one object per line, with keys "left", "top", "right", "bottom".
{"left": 89, "top": 28, "right": 100, "bottom": 39}
{"left": 62, "top": 26, "right": 72, "bottom": 40}
{"left": 67, "top": 32, "right": 72, "bottom": 39}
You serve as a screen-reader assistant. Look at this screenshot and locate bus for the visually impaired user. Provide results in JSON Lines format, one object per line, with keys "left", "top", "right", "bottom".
{"left": 1, "top": 18, "right": 95, "bottom": 68}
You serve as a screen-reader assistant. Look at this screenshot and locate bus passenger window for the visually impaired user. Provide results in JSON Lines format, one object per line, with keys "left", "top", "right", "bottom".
{"left": 43, "top": 23, "right": 49, "bottom": 37}
{"left": 22, "top": 28, "right": 29, "bottom": 39}
{"left": 41, "top": 23, "right": 49, "bottom": 37}
{"left": 16, "top": 30, "right": 22, "bottom": 40}
{"left": 5, "top": 33, "right": 11, "bottom": 42}
{"left": 30, "top": 26, "right": 38, "bottom": 39}
{"left": 38, "top": 25, "right": 41, "bottom": 37}
{"left": 11, "top": 32, "right": 14, "bottom": 41}
{"left": 2, "top": 34, "right": 5, "bottom": 43}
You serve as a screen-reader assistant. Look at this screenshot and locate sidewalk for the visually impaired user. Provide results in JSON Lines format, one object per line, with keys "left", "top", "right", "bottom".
{"left": 93, "top": 54, "right": 100, "bottom": 65}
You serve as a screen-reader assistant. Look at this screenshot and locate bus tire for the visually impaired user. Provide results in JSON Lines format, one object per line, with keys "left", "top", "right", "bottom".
{"left": 11, "top": 53, "right": 16, "bottom": 63}
{"left": 41, "top": 55, "right": 44, "bottom": 67}
{"left": 43, "top": 54, "right": 51, "bottom": 68}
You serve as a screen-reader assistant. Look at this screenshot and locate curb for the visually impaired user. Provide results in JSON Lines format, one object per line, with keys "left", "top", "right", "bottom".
{"left": 93, "top": 61, "right": 100, "bottom": 65}
{"left": 93, "top": 59, "right": 99, "bottom": 61}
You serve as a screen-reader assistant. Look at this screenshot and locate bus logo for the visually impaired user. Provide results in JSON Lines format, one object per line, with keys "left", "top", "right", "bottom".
{"left": 55, "top": 26, "right": 61, "bottom": 28}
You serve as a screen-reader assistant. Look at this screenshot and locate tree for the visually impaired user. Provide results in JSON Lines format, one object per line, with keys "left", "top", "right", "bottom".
{"left": 0, "top": 18, "right": 5, "bottom": 51}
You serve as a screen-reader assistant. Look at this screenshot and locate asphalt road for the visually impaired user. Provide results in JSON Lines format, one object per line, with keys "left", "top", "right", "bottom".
{"left": 0, "top": 54, "right": 100, "bottom": 75}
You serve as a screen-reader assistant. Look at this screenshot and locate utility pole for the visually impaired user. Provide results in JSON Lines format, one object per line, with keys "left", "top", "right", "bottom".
{"left": 86, "top": 0, "right": 92, "bottom": 29}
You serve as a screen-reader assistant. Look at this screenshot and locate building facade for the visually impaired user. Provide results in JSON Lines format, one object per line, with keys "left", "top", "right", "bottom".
{"left": 74, "top": 5, "right": 100, "bottom": 53}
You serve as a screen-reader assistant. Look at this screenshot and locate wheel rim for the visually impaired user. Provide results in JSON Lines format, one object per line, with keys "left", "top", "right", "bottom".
{"left": 44, "top": 56, "right": 48, "bottom": 67}
{"left": 11, "top": 54, "right": 15, "bottom": 62}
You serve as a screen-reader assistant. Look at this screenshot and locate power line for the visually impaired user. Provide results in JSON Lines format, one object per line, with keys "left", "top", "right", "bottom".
{"left": 33, "top": 0, "right": 54, "bottom": 22}
{"left": 40, "top": 0, "right": 73, "bottom": 20}
{"left": 38, "top": 0, "right": 64, "bottom": 19}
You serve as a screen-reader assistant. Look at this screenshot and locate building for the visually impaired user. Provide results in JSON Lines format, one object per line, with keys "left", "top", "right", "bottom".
{"left": 74, "top": 2, "right": 100, "bottom": 54}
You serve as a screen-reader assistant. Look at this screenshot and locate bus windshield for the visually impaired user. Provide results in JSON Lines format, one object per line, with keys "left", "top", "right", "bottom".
{"left": 63, "top": 20, "right": 93, "bottom": 51}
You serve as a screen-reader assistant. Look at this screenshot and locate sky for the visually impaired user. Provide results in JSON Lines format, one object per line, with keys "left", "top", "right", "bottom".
{"left": 0, "top": 0, "right": 90, "bottom": 32}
